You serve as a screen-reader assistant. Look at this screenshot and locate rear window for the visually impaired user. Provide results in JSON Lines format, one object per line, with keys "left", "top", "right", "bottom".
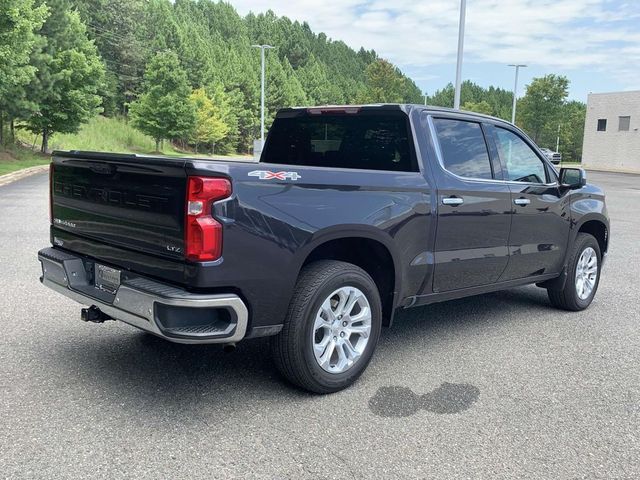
{"left": 433, "top": 118, "right": 493, "bottom": 180}
{"left": 261, "top": 111, "right": 418, "bottom": 172}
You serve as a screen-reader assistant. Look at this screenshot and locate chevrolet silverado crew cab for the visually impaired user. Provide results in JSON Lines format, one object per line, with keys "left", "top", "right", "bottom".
{"left": 39, "top": 105, "right": 609, "bottom": 393}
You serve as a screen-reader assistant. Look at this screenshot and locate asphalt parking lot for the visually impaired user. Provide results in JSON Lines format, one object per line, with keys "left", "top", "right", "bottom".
{"left": 1, "top": 170, "right": 638, "bottom": 479}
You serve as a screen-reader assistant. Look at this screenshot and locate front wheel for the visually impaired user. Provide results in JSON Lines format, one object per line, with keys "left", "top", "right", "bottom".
{"left": 548, "top": 233, "right": 602, "bottom": 311}
{"left": 271, "top": 260, "right": 382, "bottom": 394}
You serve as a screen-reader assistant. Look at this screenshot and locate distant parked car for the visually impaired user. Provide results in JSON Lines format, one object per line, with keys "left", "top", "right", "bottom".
{"left": 541, "top": 148, "right": 562, "bottom": 164}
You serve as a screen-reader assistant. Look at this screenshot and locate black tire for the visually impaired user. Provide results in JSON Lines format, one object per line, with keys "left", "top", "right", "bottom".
{"left": 271, "top": 260, "right": 382, "bottom": 394}
{"left": 548, "top": 233, "right": 602, "bottom": 311}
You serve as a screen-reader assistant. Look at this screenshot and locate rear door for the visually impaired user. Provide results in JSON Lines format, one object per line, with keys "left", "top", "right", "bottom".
{"left": 430, "top": 116, "right": 512, "bottom": 292}
{"left": 51, "top": 153, "right": 188, "bottom": 260}
{"left": 489, "top": 126, "right": 570, "bottom": 280}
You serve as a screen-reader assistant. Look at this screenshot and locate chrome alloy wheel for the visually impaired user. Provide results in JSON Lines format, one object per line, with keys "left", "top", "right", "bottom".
{"left": 575, "top": 247, "right": 598, "bottom": 300}
{"left": 312, "top": 286, "right": 372, "bottom": 374}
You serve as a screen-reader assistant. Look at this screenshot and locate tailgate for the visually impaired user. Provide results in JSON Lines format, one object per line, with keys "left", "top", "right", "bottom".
{"left": 51, "top": 152, "right": 187, "bottom": 260}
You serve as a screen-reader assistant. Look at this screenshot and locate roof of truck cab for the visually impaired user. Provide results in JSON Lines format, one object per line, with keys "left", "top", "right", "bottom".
{"left": 278, "top": 104, "right": 507, "bottom": 124}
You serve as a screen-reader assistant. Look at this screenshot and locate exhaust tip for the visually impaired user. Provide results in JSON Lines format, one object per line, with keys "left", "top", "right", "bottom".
{"left": 222, "top": 342, "right": 236, "bottom": 353}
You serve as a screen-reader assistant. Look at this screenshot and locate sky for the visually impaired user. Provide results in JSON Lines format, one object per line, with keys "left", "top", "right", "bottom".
{"left": 228, "top": 0, "right": 640, "bottom": 102}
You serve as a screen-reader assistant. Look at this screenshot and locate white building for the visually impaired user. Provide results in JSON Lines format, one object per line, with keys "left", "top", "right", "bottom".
{"left": 582, "top": 90, "right": 640, "bottom": 172}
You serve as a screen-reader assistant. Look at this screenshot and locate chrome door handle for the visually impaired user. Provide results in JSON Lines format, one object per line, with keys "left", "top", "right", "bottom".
{"left": 514, "top": 197, "right": 531, "bottom": 206}
{"left": 442, "top": 196, "right": 464, "bottom": 206}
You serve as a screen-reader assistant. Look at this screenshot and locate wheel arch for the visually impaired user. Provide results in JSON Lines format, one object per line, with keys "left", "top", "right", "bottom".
{"left": 576, "top": 217, "right": 609, "bottom": 255}
{"left": 295, "top": 226, "right": 402, "bottom": 327}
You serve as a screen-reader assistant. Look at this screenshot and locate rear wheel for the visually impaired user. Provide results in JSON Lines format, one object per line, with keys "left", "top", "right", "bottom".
{"left": 271, "top": 260, "right": 382, "bottom": 394}
{"left": 548, "top": 233, "right": 601, "bottom": 311}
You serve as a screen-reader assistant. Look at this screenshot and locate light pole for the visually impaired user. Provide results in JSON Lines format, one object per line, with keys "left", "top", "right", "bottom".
{"left": 251, "top": 44, "right": 275, "bottom": 145}
{"left": 453, "top": 0, "right": 467, "bottom": 110}
{"left": 423, "top": 93, "right": 428, "bottom": 106}
{"left": 556, "top": 124, "right": 561, "bottom": 152}
{"left": 508, "top": 64, "right": 527, "bottom": 124}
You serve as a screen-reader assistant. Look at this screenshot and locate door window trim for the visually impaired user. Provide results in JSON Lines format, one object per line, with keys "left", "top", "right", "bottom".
{"left": 492, "top": 124, "right": 559, "bottom": 186}
{"left": 428, "top": 115, "right": 497, "bottom": 182}
{"left": 427, "top": 113, "right": 558, "bottom": 186}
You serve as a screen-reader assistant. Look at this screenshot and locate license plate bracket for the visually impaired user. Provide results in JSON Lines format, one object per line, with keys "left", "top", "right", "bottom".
{"left": 95, "top": 264, "right": 121, "bottom": 294}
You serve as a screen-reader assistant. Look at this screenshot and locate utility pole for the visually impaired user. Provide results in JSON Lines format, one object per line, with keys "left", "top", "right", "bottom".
{"left": 556, "top": 124, "right": 561, "bottom": 152}
{"left": 453, "top": 0, "right": 466, "bottom": 110}
{"left": 251, "top": 44, "right": 275, "bottom": 146}
{"left": 508, "top": 64, "right": 527, "bottom": 124}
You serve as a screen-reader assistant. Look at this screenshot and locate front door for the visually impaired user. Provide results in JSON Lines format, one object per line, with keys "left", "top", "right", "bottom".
{"left": 431, "top": 117, "right": 512, "bottom": 293}
{"left": 490, "top": 126, "right": 571, "bottom": 280}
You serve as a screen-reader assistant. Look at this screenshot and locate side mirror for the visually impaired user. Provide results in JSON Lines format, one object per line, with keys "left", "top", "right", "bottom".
{"left": 559, "top": 167, "right": 587, "bottom": 189}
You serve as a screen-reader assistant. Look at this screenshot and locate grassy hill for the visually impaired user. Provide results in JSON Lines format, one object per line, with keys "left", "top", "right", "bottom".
{"left": 2, "top": 116, "right": 251, "bottom": 176}
{"left": 0, "top": 145, "right": 49, "bottom": 176}
{"left": 16, "top": 116, "right": 184, "bottom": 155}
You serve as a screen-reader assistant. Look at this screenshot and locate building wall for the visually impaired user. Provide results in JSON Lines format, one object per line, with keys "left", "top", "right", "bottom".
{"left": 582, "top": 90, "right": 640, "bottom": 172}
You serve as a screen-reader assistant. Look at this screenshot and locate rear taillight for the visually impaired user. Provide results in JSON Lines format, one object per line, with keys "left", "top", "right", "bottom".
{"left": 49, "top": 163, "right": 54, "bottom": 224}
{"left": 185, "top": 176, "right": 232, "bottom": 262}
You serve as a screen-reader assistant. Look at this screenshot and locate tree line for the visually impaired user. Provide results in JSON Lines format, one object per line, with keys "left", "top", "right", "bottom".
{"left": 0, "top": 0, "right": 423, "bottom": 154}
{"left": 1, "top": 0, "right": 585, "bottom": 160}
{"left": 426, "top": 76, "right": 586, "bottom": 162}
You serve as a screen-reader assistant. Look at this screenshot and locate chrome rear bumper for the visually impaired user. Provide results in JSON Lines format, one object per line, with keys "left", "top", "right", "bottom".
{"left": 38, "top": 247, "right": 248, "bottom": 344}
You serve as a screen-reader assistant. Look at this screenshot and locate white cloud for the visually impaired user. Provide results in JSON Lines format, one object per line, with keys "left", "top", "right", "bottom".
{"left": 229, "top": 0, "right": 640, "bottom": 89}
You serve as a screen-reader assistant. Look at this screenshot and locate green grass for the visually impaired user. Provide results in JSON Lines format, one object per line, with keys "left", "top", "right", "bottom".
{"left": 0, "top": 144, "right": 50, "bottom": 176}
{"left": 17, "top": 116, "right": 185, "bottom": 155}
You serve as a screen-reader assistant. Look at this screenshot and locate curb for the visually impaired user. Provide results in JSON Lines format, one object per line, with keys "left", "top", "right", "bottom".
{"left": 0, "top": 164, "right": 49, "bottom": 187}
{"left": 583, "top": 166, "right": 640, "bottom": 175}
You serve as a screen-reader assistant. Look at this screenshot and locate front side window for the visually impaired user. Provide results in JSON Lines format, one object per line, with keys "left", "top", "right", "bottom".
{"left": 433, "top": 118, "right": 493, "bottom": 179}
{"left": 493, "top": 128, "right": 548, "bottom": 184}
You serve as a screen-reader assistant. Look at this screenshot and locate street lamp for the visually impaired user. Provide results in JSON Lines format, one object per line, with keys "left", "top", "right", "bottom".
{"left": 508, "top": 64, "right": 527, "bottom": 124}
{"left": 251, "top": 44, "right": 275, "bottom": 146}
{"left": 453, "top": 0, "right": 467, "bottom": 110}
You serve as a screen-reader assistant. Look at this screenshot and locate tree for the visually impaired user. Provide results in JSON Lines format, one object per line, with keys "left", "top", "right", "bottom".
{"left": 297, "top": 54, "right": 334, "bottom": 105}
{"left": 130, "top": 50, "right": 195, "bottom": 151}
{"left": 558, "top": 101, "right": 586, "bottom": 162}
{"left": 463, "top": 100, "right": 493, "bottom": 115}
{"left": 189, "top": 87, "right": 229, "bottom": 153}
{"left": 517, "top": 74, "right": 569, "bottom": 143}
{"left": 0, "top": 0, "right": 47, "bottom": 144}
{"left": 359, "top": 59, "right": 406, "bottom": 103}
{"left": 264, "top": 54, "right": 308, "bottom": 126}
{"left": 24, "top": 0, "right": 105, "bottom": 152}
{"left": 426, "top": 81, "right": 512, "bottom": 120}
{"left": 73, "top": 0, "right": 148, "bottom": 116}
{"left": 3, "top": 0, "right": 427, "bottom": 154}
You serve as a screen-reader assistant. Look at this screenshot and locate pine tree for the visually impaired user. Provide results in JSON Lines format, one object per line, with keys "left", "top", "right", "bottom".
{"left": 73, "top": 0, "right": 148, "bottom": 116}
{"left": 0, "top": 0, "right": 47, "bottom": 144}
{"left": 24, "top": 0, "right": 105, "bottom": 152}
{"left": 359, "top": 59, "right": 407, "bottom": 103}
{"left": 129, "top": 50, "right": 196, "bottom": 151}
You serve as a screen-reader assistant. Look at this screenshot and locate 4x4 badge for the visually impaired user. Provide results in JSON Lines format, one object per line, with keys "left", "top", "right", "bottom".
{"left": 248, "top": 170, "right": 301, "bottom": 181}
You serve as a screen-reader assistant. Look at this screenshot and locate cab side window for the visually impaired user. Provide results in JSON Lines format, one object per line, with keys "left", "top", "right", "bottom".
{"left": 493, "top": 127, "right": 548, "bottom": 184}
{"left": 433, "top": 118, "right": 493, "bottom": 180}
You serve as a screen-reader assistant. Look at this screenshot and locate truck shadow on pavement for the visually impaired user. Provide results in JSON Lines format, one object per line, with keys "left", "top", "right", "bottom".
{"left": 46, "top": 285, "right": 553, "bottom": 418}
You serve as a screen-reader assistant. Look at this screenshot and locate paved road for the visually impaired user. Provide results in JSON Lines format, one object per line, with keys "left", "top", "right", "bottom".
{"left": 1, "top": 171, "right": 638, "bottom": 479}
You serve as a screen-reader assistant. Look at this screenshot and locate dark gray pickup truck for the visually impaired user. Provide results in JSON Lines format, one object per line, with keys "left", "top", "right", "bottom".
{"left": 39, "top": 105, "right": 609, "bottom": 393}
